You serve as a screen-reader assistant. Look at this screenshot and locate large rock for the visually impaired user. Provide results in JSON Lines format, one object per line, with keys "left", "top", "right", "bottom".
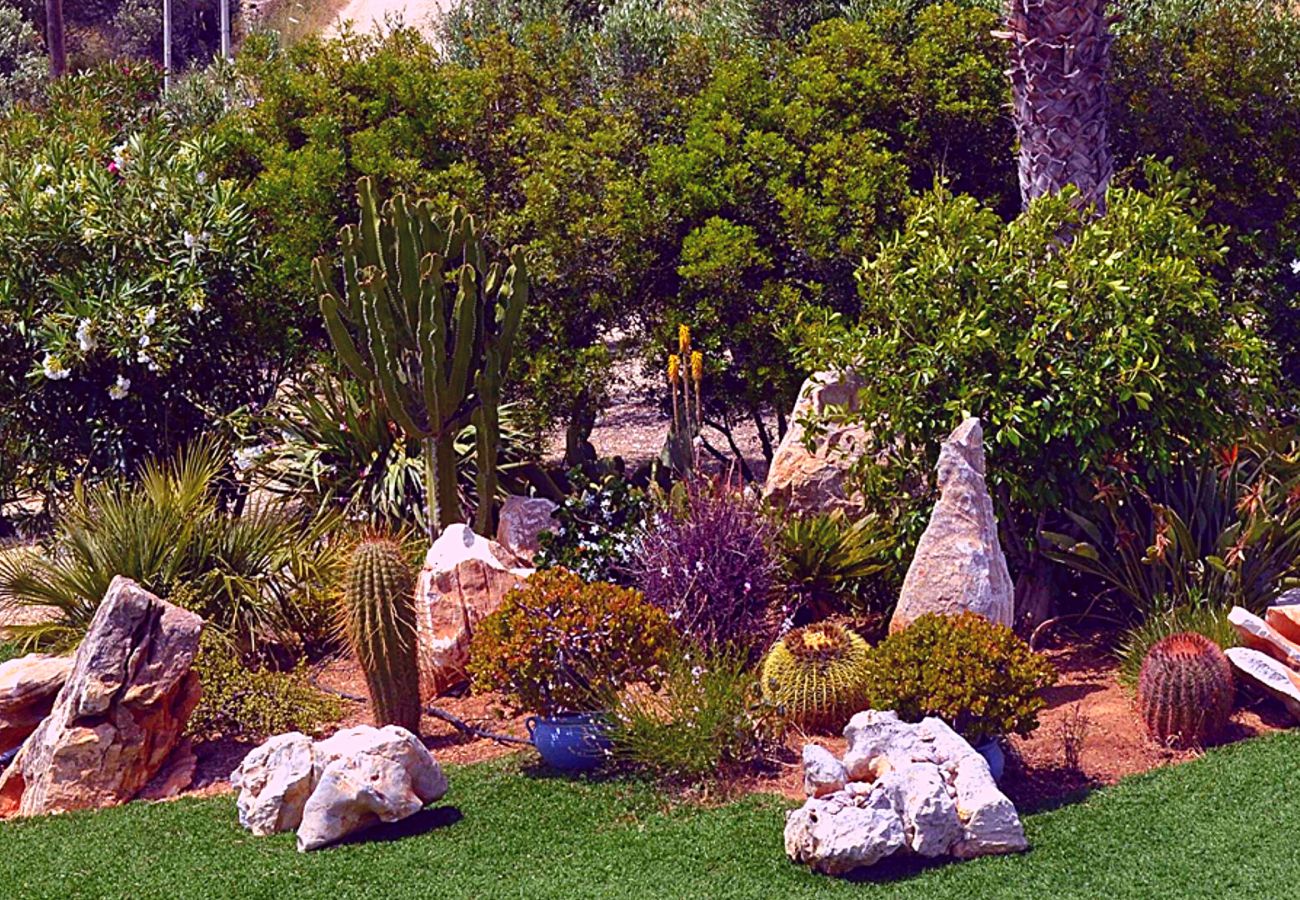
{"left": 1226, "top": 647, "right": 1300, "bottom": 722}
{"left": 888, "top": 418, "right": 1014, "bottom": 635}
{"left": 0, "top": 577, "right": 203, "bottom": 817}
{"left": 784, "top": 710, "right": 1027, "bottom": 876}
{"left": 1228, "top": 606, "right": 1300, "bottom": 669}
{"left": 0, "top": 654, "right": 72, "bottom": 754}
{"left": 763, "top": 371, "right": 870, "bottom": 514}
{"left": 416, "top": 524, "right": 532, "bottom": 696}
{"left": 1265, "top": 603, "right": 1300, "bottom": 646}
{"left": 495, "top": 495, "right": 559, "bottom": 560}
{"left": 231, "top": 725, "right": 448, "bottom": 852}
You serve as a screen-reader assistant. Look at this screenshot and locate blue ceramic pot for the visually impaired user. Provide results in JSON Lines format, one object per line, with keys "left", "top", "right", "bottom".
{"left": 976, "top": 739, "right": 1005, "bottom": 782}
{"left": 526, "top": 712, "right": 612, "bottom": 772}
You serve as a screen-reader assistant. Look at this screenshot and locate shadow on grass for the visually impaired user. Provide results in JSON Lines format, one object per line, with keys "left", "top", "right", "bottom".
{"left": 333, "top": 805, "right": 464, "bottom": 846}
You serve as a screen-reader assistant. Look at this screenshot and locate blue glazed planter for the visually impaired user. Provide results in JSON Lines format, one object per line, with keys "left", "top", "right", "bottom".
{"left": 526, "top": 712, "right": 612, "bottom": 772}
{"left": 976, "top": 739, "right": 1005, "bottom": 782}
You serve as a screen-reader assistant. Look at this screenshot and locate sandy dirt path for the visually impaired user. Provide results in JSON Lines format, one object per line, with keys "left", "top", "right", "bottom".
{"left": 329, "top": 0, "right": 449, "bottom": 35}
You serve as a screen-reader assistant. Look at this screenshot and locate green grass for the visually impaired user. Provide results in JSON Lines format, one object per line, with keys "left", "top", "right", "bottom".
{"left": 0, "top": 640, "right": 22, "bottom": 663}
{"left": 2, "top": 732, "right": 1297, "bottom": 899}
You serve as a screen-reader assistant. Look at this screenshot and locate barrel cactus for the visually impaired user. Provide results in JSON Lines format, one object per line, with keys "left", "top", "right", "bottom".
{"left": 760, "top": 621, "right": 873, "bottom": 732}
{"left": 342, "top": 536, "right": 422, "bottom": 734}
{"left": 1137, "top": 632, "right": 1234, "bottom": 749}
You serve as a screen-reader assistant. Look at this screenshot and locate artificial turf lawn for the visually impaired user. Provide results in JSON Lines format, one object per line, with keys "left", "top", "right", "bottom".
{"left": 0, "top": 730, "right": 1293, "bottom": 900}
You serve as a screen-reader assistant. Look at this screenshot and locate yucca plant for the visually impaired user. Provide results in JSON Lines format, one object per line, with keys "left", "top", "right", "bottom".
{"left": 251, "top": 370, "right": 529, "bottom": 533}
{"left": 0, "top": 439, "right": 343, "bottom": 653}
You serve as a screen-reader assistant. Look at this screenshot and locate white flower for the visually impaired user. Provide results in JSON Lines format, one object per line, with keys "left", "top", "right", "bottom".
{"left": 142, "top": 306, "right": 158, "bottom": 327}
{"left": 76, "top": 318, "right": 96, "bottom": 353}
{"left": 107, "top": 374, "right": 130, "bottom": 400}
{"left": 41, "top": 353, "right": 70, "bottom": 380}
{"left": 139, "top": 333, "right": 151, "bottom": 348}
{"left": 137, "top": 350, "right": 159, "bottom": 371}
{"left": 232, "top": 445, "right": 264, "bottom": 471}
{"left": 183, "top": 231, "right": 197, "bottom": 249}
{"left": 695, "top": 559, "right": 705, "bottom": 572}
{"left": 42, "top": 185, "right": 55, "bottom": 196}
{"left": 112, "top": 142, "right": 129, "bottom": 170}
{"left": 1291, "top": 259, "right": 1300, "bottom": 276}
{"left": 196, "top": 170, "right": 208, "bottom": 185}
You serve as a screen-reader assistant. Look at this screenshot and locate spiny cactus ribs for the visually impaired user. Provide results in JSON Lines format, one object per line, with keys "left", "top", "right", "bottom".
{"left": 1137, "top": 631, "right": 1234, "bottom": 749}
{"left": 343, "top": 536, "right": 422, "bottom": 734}
{"left": 761, "top": 621, "right": 872, "bottom": 733}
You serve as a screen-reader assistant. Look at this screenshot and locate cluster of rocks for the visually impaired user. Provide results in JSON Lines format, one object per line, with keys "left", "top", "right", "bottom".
{"left": 232, "top": 725, "right": 448, "bottom": 851}
{"left": 0, "top": 577, "right": 202, "bottom": 817}
{"left": 1226, "top": 601, "right": 1300, "bottom": 721}
{"left": 785, "top": 711, "right": 1028, "bottom": 876}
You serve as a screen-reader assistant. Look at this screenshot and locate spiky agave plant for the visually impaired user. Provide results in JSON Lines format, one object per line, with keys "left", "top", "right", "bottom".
{"left": 760, "top": 621, "right": 872, "bottom": 733}
{"left": 341, "top": 535, "right": 421, "bottom": 734}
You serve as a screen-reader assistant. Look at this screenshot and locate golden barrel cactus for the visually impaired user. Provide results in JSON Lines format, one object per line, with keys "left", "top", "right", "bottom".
{"left": 761, "top": 621, "right": 872, "bottom": 733}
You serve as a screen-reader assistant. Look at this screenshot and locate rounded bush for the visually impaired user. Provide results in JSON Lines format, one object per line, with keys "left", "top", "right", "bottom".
{"left": 760, "top": 621, "right": 872, "bottom": 733}
{"left": 863, "top": 612, "right": 1056, "bottom": 746}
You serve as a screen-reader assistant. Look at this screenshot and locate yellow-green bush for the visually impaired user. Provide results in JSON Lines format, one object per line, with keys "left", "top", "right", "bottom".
{"left": 864, "top": 612, "right": 1055, "bottom": 746}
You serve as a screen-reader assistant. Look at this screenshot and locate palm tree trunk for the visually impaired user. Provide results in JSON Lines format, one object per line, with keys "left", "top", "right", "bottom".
{"left": 45, "top": 0, "right": 66, "bottom": 78}
{"left": 1001, "top": 0, "right": 1114, "bottom": 213}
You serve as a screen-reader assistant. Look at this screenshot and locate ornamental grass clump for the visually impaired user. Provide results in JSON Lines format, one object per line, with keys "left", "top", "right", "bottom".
{"left": 864, "top": 612, "right": 1056, "bottom": 746}
{"left": 467, "top": 569, "right": 674, "bottom": 715}
{"left": 632, "top": 479, "right": 783, "bottom": 651}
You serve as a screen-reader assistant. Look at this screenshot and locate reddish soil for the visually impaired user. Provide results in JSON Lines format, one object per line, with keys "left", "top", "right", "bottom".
{"left": 188, "top": 629, "right": 1293, "bottom": 811}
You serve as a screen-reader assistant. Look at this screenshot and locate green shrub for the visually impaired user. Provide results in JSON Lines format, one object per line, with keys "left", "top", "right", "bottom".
{"left": 602, "top": 644, "right": 771, "bottom": 781}
{"left": 0, "top": 640, "right": 21, "bottom": 664}
{"left": 0, "top": 3, "right": 44, "bottom": 111}
{"left": 802, "top": 166, "right": 1278, "bottom": 575}
{"left": 187, "top": 632, "right": 341, "bottom": 741}
{"left": 864, "top": 612, "right": 1056, "bottom": 745}
{"left": 0, "top": 440, "right": 344, "bottom": 654}
{"left": 0, "top": 65, "right": 299, "bottom": 491}
{"left": 468, "top": 568, "right": 674, "bottom": 715}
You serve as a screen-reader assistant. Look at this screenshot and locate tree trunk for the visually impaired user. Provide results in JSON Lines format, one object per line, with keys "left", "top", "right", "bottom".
{"left": 45, "top": 0, "right": 66, "bottom": 79}
{"left": 1001, "top": 0, "right": 1114, "bottom": 213}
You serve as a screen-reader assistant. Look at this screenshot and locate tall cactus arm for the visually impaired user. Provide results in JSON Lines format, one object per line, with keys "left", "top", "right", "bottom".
{"left": 418, "top": 254, "right": 444, "bottom": 435}
{"left": 393, "top": 195, "right": 424, "bottom": 340}
{"left": 315, "top": 259, "right": 376, "bottom": 385}
{"left": 356, "top": 177, "right": 385, "bottom": 274}
{"left": 361, "top": 273, "right": 425, "bottom": 439}
{"left": 496, "top": 250, "right": 529, "bottom": 377}
{"left": 444, "top": 266, "right": 480, "bottom": 425}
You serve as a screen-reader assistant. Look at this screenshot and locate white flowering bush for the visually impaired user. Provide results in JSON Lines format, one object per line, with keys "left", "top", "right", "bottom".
{"left": 0, "top": 69, "right": 285, "bottom": 490}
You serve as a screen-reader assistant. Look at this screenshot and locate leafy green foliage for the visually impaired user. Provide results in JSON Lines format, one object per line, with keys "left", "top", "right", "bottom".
{"left": 187, "top": 631, "right": 341, "bottom": 742}
{"left": 1045, "top": 435, "right": 1300, "bottom": 622}
{"left": 864, "top": 612, "right": 1056, "bottom": 745}
{"left": 0, "top": 640, "right": 21, "bottom": 664}
{"left": 0, "top": 440, "right": 344, "bottom": 654}
{"left": 535, "top": 469, "right": 647, "bottom": 584}
{"left": 602, "top": 645, "right": 773, "bottom": 782}
{"left": 0, "top": 65, "right": 294, "bottom": 491}
{"left": 468, "top": 568, "right": 674, "bottom": 715}
{"left": 803, "top": 167, "right": 1278, "bottom": 566}
{"left": 0, "top": 3, "right": 44, "bottom": 111}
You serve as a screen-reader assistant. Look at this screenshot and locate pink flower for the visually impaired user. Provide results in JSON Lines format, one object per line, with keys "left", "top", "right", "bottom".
{"left": 107, "top": 161, "right": 119, "bottom": 175}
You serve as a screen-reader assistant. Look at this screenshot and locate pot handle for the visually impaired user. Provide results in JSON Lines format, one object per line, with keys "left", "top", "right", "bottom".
{"left": 524, "top": 716, "right": 539, "bottom": 741}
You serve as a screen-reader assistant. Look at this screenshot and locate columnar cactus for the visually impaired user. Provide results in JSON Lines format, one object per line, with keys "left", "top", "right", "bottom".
{"left": 761, "top": 621, "right": 873, "bottom": 733}
{"left": 342, "top": 536, "right": 421, "bottom": 734}
{"left": 1137, "top": 632, "right": 1234, "bottom": 749}
{"left": 313, "top": 177, "right": 529, "bottom": 537}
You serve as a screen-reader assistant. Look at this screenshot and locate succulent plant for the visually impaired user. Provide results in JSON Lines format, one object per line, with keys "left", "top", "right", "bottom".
{"left": 760, "top": 621, "right": 873, "bottom": 732}
{"left": 1137, "top": 631, "right": 1234, "bottom": 749}
{"left": 313, "top": 177, "right": 529, "bottom": 537}
{"left": 342, "top": 536, "right": 421, "bottom": 734}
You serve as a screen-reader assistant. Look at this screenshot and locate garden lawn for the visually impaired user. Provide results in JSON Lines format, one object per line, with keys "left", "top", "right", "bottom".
{"left": 1, "top": 731, "right": 1294, "bottom": 900}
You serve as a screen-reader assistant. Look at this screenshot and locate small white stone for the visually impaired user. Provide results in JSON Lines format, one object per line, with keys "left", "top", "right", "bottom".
{"left": 802, "top": 744, "right": 847, "bottom": 798}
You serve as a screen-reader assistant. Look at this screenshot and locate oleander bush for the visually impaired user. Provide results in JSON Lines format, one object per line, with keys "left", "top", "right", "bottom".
{"left": 468, "top": 569, "right": 674, "bottom": 715}
{"left": 864, "top": 612, "right": 1057, "bottom": 746}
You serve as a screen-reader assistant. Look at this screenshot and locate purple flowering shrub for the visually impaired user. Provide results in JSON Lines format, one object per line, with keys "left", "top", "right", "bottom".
{"left": 632, "top": 480, "right": 784, "bottom": 651}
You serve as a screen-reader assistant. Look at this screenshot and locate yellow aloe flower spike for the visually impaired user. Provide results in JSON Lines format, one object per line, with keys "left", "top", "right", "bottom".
{"left": 678, "top": 324, "right": 690, "bottom": 355}
{"left": 690, "top": 350, "right": 703, "bottom": 382}
{"left": 667, "top": 353, "right": 681, "bottom": 385}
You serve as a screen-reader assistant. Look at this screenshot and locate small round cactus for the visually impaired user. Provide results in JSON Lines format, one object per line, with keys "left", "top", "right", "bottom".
{"left": 342, "top": 536, "right": 421, "bottom": 734}
{"left": 1137, "top": 632, "right": 1234, "bottom": 749}
{"left": 760, "top": 621, "right": 872, "bottom": 733}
